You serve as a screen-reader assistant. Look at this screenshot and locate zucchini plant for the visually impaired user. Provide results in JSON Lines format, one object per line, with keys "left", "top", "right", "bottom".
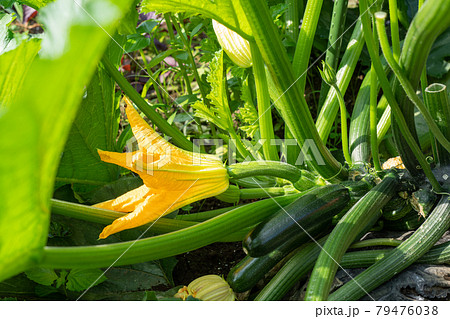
{"left": 0, "top": 0, "right": 449, "bottom": 301}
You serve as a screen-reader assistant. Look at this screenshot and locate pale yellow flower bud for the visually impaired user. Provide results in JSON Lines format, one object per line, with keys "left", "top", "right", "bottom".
{"left": 212, "top": 20, "right": 252, "bottom": 68}
{"left": 175, "top": 274, "right": 236, "bottom": 301}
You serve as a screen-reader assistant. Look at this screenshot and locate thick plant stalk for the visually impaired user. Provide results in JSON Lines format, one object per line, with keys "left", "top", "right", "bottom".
{"left": 285, "top": 0, "right": 304, "bottom": 41}
{"left": 227, "top": 161, "right": 302, "bottom": 184}
{"left": 349, "top": 71, "right": 371, "bottom": 165}
{"left": 101, "top": 57, "right": 194, "bottom": 151}
{"left": 305, "top": 172, "right": 398, "bottom": 300}
{"left": 375, "top": 12, "right": 450, "bottom": 155}
{"left": 376, "top": 100, "right": 390, "bottom": 145}
{"left": 318, "top": 0, "right": 349, "bottom": 109}
{"left": 370, "top": 21, "right": 382, "bottom": 171}
{"left": 238, "top": 0, "right": 347, "bottom": 181}
{"left": 39, "top": 194, "right": 303, "bottom": 269}
{"left": 51, "top": 199, "right": 247, "bottom": 242}
{"left": 330, "top": 195, "right": 450, "bottom": 300}
{"left": 418, "top": 0, "right": 428, "bottom": 96}
{"left": 388, "top": 0, "right": 400, "bottom": 62}
{"left": 316, "top": 20, "right": 364, "bottom": 142}
{"left": 424, "top": 83, "right": 450, "bottom": 165}
{"left": 250, "top": 43, "right": 279, "bottom": 161}
{"left": 292, "top": 0, "right": 323, "bottom": 92}
{"left": 358, "top": 0, "right": 442, "bottom": 191}
{"left": 385, "top": 0, "right": 450, "bottom": 176}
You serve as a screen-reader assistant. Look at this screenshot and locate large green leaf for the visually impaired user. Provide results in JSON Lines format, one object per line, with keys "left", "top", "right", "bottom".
{"left": 16, "top": 0, "right": 55, "bottom": 9}
{"left": 0, "top": 39, "right": 41, "bottom": 107}
{"left": 141, "top": 0, "right": 253, "bottom": 40}
{"left": 56, "top": 37, "right": 125, "bottom": 192}
{"left": 0, "top": 0, "right": 135, "bottom": 282}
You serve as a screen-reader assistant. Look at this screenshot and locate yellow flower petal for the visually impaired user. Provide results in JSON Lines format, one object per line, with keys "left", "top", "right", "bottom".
{"left": 93, "top": 184, "right": 151, "bottom": 212}
{"left": 95, "top": 97, "right": 229, "bottom": 239}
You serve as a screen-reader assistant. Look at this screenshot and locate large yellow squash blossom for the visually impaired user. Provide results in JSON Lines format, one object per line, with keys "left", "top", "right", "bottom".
{"left": 95, "top": 97, "right": 229, "bottom": 239}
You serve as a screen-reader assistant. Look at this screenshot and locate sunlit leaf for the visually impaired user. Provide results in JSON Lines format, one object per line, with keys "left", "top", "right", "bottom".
{"left": 0, "top": 0, "right": 135, "bottom": 282}
{"left": 193, "top": 50, "right": 233, "bottom": 131}
{"left": 56, "top": 36, "right": 126, "bottom": 194}
{"left": 141, "top": 0, "right": 253, "bottom": 40}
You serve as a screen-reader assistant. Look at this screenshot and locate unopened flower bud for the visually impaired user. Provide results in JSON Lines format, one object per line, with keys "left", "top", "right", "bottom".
{"left": 212, "top": 20, "right": 252, "bottom": 68}
{"left": 318, "top": 60, "right": 337, "bottom": 87}
{"left": 175, "top": 274, "right": 236, "bottom": 301}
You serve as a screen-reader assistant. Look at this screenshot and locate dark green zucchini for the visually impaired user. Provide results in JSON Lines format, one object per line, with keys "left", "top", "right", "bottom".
{"left": 243, "top": 184, "right": 350, "bottom": 257}
{"left": 227, "top": 237, "right": 302, "bottom": 293}
{"left": 382, "top": 196, "right": 411, "bottom": 220}
{"left": 385, "top": 210, "right": 426, "bottom": 231}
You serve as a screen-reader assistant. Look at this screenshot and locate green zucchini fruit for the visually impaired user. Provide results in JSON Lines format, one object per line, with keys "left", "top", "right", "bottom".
{"left": 330, "top": 194, "right": 450, "bottom": 301}
{"left": 384, "top": 210, "right": 425, "bottom": 231}
{"left": 243, "top": 184, "right": 350, "bottom": 257}
{"left": 305, "top": 171, "right": 399, "bottom": 300}
{"left": 227, "top": 237, "right": 300, "bottom": 293}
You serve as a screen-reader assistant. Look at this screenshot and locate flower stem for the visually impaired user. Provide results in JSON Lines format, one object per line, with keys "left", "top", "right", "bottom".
{"left": 332, "top": 84, "right": 352, "bottom": 166}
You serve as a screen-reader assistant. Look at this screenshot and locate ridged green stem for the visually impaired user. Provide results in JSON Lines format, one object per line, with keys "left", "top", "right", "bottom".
{"left": 238, "top": 0, "right": 347, "bottom": 180}
{"left": 39, "top": 194, "right": 303, "bottom": 269}
{"left": 387, "top": 0, "right": 450, "bottom": 176}
{"left": 375, "top": 12, "right": 450, "bottom": 155}
{"left": 376, "top": 101, "right": 390, "bottom": 145}
{"left": 318, "top": 0, "right": 348, "bottom": 109}
{"left": 370, "top": 21, "right": 382, "bottom": 171}
{"left": 292, "top": 0, "right": 323, "bottom": 92}
{"left": 388, "top": 0, "right": 400, "bottom": 62}
{"left": 305, "top": 172, "right": 398, "bottom": 300}
{"left": 101, "top": 57, "right": 194, "bottom": 151}
{"left": 349, "top": 70, "right": 373, "bottom": 164}
{"left": 418, "top": 0, "right": 428, "bottom": 96}
{"left": 285, "top": 0, "right": 303, "bottom": 41}
{"left": 175, "top": 206, "right": 234, "bottom": 222}
{"left": 239, "top": 187, "right": 292, "bottom": 200}
{"left": 250, "top": 43, "right": 279, "bottom": 161}
{"left": 358, "top": 0, "right": 442, "bottom": 191}
{"left": 349, "top": 238, "right": 402, "bottom": 249}
{"left": 227, "top": 161, "right": 302, "bottom": 184}
{"left": 330, "top": 195, "right": 450, "bottom": 300}
{"left": 316, "top": 20, "right": 364, "bottom": 142}
{"left": 51, "top": 199, "right": 247, "bottom": 242}
{"left": 424, "top": 83, "right": 450, "bottom": 165}
{"left": 51, "top": 199, "right": 196, "bottom": 233}
{"left": 332, "top": 84, "right": 352, "bottom": 165}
